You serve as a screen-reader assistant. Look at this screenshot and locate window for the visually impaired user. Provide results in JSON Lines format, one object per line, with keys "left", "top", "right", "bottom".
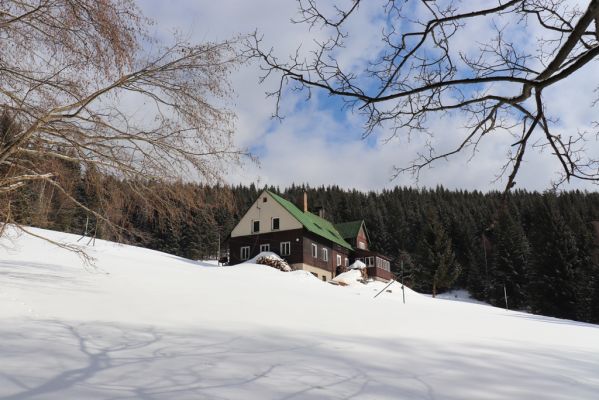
{"left": 280, "top": 241, "right": 291, "bottom": 256}
{"left": 263, "top": 196, "right": 267, "bottom": 203}
{"left": 272, "top": 217, "right": 280, "bottom": 230}
{"left": 240, "top": 246, "right": 250, "bottom": 260}
{"left": 252, "top": 220, "right": 260, "bottom": 233}
{"left": 311, "top": 243, "right": 317, "bottom": 258}
{"left": 260, "top": 244, "right": 270, "bottom": 252}
{"left": 358, "top": 241, "right": 366, "bottom": 249}
{"left": 382, "top": 260, "right": 390, "bottom": 271}
{"left": 345, "top": 257, "right": 349, "bottom": 267}
{"left": 365, "top": 256, "right": 374, "bottom": 267}
{"left": 336, "top": 254, "right": 342, "bottom": 266}
{"left": 322, "top": 248, "right": 328, "bottom": 262}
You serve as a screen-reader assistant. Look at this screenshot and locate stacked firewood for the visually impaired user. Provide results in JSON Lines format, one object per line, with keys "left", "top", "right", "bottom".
{"left": 335, "top": 265, "right": 348, "bottom": 276}
{"left": 255, "top": 256, "right": 291, "bottom": 272}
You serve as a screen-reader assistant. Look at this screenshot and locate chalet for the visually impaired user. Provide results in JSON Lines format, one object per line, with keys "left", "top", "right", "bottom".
{"left": 335, "top": 220, "right": 394, "bottom": 282}
{"left": 228, "top": 190, "right": 393, "bottom": 282}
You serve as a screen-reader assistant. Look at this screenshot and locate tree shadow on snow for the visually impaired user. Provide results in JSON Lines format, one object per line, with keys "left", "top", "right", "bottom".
{"left": 0, "top": 319, "right": 597, "bottom": 400}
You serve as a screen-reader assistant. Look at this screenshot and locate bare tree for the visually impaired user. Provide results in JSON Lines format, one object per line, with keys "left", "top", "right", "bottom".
{"left": 249, "top": 0, "right": 599, "bottom": 193}
{"left": 0, "top": 0, "right": 246, "bottom": 241}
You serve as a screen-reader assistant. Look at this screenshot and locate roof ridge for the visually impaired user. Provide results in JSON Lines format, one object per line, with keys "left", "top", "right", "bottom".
{"left": 265, "top": 190, "right": 353, "bottom": 250}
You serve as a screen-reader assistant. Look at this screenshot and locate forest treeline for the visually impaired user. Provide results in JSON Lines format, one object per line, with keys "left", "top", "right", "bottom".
{"left": 11, "top": 171, "right": 599, "bottom": 324}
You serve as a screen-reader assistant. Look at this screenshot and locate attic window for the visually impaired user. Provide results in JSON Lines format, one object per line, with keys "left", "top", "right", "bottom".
{"left": 263, "top": 197, "right": 267, "bottom": 203}
{"left": 252, "top": 220, "right": 260, "bottom": 233}
{"left": 272, "top": 217, "right": 280, "bottom": 230}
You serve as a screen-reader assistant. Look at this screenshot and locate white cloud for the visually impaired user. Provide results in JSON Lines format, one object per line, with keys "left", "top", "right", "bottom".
{"left": 138, "top": 0, "right": 599, "bottom": 192}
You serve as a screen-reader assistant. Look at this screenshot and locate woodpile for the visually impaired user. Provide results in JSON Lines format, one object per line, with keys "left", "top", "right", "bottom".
{"left": 335, "top": 265, "right": 348, "bottom": 276}
{"left": 255, "top": 256, "right": 291, "bottom": 272}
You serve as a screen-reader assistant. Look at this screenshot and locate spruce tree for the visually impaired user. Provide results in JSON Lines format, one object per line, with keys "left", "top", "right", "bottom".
{"left": 414, "top": 207, "right": 461, "bottom": 297}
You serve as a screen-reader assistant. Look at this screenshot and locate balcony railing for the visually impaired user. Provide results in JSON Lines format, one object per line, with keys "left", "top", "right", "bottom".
{"left": 366, "top": 266, "right": 394, "bottom": 281}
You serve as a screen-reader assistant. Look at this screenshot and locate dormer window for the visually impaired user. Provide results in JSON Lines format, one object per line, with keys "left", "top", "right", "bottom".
{"left": 252, "top": 220, "right": 260, "bottom": 233}
{"left": 272, "top": 217, "right": 280, "bottom": 230}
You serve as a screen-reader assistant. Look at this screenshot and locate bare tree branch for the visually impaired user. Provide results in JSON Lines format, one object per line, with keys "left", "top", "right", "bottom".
{"left": 249, "top": 0, "right": 599, "bottom": 194}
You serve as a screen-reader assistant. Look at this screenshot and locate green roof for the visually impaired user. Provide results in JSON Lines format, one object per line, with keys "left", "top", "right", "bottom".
{"left": 267, "top": 191, "right": 353, "bottom": 250}
{"left": 334, "top": 220, "right": 364, "bottom": 240}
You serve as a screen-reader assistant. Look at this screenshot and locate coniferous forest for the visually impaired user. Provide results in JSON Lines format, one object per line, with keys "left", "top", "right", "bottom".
{"left": 12, "top": 177, "right": 599, "bottom": 324}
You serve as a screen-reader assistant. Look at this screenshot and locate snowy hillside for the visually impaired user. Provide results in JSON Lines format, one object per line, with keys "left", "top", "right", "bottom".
{"left": 1, "top": 227, "right": 598, "bottom": 399}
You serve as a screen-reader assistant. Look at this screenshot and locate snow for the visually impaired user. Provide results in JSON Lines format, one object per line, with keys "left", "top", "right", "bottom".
{"left": 245, "top": 250, "right": 282, "bottom": 263}
{"left": 436, "top": 289, "right": 491, "bottom": 305}
{"left": 349, "top": 259, "right": 366, "bottom": 269}
{"left": 1, "top": 227, "right": 599, "bottom": 399}
{"left": 245, "top": 251, "right": 291, "bottom": 271}
{"left": 331, "top": 269, "right": 364, "bottom": 286}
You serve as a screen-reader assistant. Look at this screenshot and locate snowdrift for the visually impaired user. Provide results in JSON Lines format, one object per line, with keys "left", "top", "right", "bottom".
{"left": 1, "top": 227, "right": 598, "bottom": 399}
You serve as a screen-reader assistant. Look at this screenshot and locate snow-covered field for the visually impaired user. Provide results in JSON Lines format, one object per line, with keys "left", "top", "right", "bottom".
{"left": 1, "top": 227, "right": 598, "bottom": 399}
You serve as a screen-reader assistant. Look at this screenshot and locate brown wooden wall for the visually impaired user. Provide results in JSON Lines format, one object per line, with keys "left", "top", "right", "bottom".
{"left": 302, "top": 232, "right": 351, "bottom": 276}
{"left": 229, "top": 228, "right": 352, "bottom": 277}
{"left": 229, "top": 229, "right": 304, "bottom": 265}
{"left": 367, "top": 266, "right": 394, "bottom": 281}
{"left": 356, "top": 226, "right": 369, "bottom": 250}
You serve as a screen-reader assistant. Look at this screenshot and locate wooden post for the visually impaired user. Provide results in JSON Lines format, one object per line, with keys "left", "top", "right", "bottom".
{"left": 77, "top": 215, "right": 89, "bottom": 243}
{"left": 503, "top": 284, "right": 509, "bottom": 310}
{"left": 217, "top": 232, "right": 221, "bottom": 266}
{"left": 401, "top": 260, "right": 405, "bottom": 304}
{"left": 374, "top": 279, "right": 395, "bottom": 299}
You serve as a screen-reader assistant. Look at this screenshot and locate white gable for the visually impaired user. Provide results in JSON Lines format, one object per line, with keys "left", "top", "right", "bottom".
{"left": 230, "top": 191, "right": 302, "bottom": 237}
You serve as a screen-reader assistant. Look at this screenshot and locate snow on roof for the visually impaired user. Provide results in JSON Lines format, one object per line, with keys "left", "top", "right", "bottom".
{"left": 244, "top": 251, "right": 283, "bottom": 264}
{"left": 349, "top": 260, "right": 366, "bottom": 269}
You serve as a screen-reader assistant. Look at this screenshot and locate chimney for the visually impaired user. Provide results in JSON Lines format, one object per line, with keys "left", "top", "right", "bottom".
{"left": 303, "top": 191, "right": 308, "bottom": 212}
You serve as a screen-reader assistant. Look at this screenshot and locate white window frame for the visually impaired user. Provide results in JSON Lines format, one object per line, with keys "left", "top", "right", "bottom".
{"left": 271, "top": 217, "right": 280, "bottom": 231}
{"left": 345, "top": 257, "right": 349, "bottom": 267}
{"left": 322, "top": 248, "right": 328, "bottom": 262}
{"left": 280, "top": 241, "right": 291, "bottom": 256}
{"left": 311, "top": 243, "right": 318, "bottom": 258}
{"left": 240, "top": 246, "right": 250, "bottom": 260}
{"left": 260, "top": 243, "right": 270, "bottom": 252}
{"left": 251, "top": 220, "right": 260, "bottom": 233}
{"left": 336, "top": 254, "right": 342, "bottom": 266}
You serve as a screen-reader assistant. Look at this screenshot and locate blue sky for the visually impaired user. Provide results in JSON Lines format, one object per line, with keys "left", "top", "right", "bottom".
{"left": 138, "top": 0, "right": 599, "bottom": 192}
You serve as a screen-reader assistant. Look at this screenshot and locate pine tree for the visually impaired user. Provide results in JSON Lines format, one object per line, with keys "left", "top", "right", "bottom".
{"left": 414, "top": 207, "right": 461, "bottom": 297}
{"left": 489, "top": 209, "right": 530, "bottom": 309}
{"left": 527, "top": 198, "right": 578, "bottom": 319}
